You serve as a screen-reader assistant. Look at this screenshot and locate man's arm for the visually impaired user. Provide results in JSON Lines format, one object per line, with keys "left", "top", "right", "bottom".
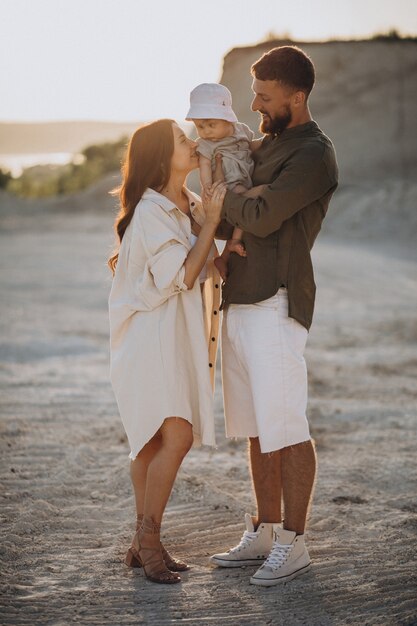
{"left": 222, "top": 143, "right": 337, "bottom": 238}
{"left": 242, "top": 184, "right": 267, "bottom": 198}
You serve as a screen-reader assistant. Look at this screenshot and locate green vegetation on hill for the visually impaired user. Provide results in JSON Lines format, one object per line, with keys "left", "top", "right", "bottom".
{"left": 0, "top": 168, "right": 12, "bottom": 190}
{"left": 3, "top": 137, "right": 128, "bottom": 198}
{"left": 371, "top": 28, "right": 417, "bottom": 42}
{"left": 258, "top": 28, "right": 417, "bottom": 45}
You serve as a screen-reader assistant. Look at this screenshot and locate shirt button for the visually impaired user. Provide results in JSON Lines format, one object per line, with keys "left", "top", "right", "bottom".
{"left": 211, "top": 337, "right": 215, "bottom": 342}
{"left": 209, "top": 363, "right": 213, "bottom": 367}
{"left": 191, "top": 202, "right": 195, "bottom": 206}
{"left": 215, "top": 284, "right": 219, "bottom": 289}
{"left": 213, "top": 310, "right": 218, "bottom": 315}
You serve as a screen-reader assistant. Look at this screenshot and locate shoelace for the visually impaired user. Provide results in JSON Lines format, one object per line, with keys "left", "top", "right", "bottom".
{"left": 263, "top": 542, "right": 292, "bottom": 569}
{"left": 230, "top": 530, "right": 258, "bottom": 552}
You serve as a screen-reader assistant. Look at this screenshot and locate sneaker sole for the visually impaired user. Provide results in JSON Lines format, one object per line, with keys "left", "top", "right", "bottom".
{"left": 210, "top": 556, "right": 266, "bottom": 568}
{"left": 250, "top": 563, "right": 311, "bottom": 586}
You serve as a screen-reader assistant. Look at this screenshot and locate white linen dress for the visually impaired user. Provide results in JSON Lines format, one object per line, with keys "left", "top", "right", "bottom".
{"left": 109, "top": 188, "right": 219, "bottom": 460}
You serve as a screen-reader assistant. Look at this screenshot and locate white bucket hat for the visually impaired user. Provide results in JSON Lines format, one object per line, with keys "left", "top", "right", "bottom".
{"left": 186, "top": 83, "right": 238, "bottom": 123}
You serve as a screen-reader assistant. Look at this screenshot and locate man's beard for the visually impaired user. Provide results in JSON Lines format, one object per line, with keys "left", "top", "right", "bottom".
{"left": 260, "top": 106, "right": 292, "bottom": 135}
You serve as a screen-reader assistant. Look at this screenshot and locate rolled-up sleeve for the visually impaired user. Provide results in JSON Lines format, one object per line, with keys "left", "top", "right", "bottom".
{"left": 222, "top": 143, "right": 335, "bottom": 238}
{"left": 147, "top": 240, "right": 188, "bottom": 292}
{"left": 137, "top": 204, "right": 189, "bottom": 297}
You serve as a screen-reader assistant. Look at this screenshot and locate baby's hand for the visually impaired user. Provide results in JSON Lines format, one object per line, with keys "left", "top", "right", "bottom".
{"left": 243, "top": 184, "right": 267, "bottom": 198}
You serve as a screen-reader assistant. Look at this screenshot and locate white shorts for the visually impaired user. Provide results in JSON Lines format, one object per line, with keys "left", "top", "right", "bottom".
{"left": 221, "top": 289, "right": 311, "bottom": 453}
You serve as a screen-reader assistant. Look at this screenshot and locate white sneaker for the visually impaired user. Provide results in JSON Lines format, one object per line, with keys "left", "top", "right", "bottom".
{"left": 250, "top": 528, "right": 311, "bottom": 586}
{"left": 210, "top": 513, "right": 279, "bottom": 568}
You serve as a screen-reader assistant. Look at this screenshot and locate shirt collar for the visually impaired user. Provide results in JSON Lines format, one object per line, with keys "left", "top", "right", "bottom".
{"left": 266, "top": 120, "right": 319, "bottom": 142}
{"left": 142, "top": 187, "right": 202, "bottom": 216}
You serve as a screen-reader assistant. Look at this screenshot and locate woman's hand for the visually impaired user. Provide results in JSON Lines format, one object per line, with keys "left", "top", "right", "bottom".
{"left": 203, "top": 181, "right": 227, "bottom": 226}
{"left": 184, "top": 181, "right": 227, "bottom": 289}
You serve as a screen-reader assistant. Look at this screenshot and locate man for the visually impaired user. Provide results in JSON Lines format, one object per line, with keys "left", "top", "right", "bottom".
{"left": 210, "top": 46, "right": 338, "bottom": 586}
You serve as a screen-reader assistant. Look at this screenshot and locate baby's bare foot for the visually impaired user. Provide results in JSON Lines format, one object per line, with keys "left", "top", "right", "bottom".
{"left": 214, "top": 256, "right": 229, "bottom": 280}
{"left": 227, "top": 239, "right": 247, "bottom": 257}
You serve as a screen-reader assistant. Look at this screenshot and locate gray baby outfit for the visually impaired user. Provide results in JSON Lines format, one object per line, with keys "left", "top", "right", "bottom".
{"left": 197, "top": 122, "right": 255, "bottom": 189}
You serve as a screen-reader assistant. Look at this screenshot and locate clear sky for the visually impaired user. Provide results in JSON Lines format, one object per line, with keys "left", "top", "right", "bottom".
{"left": 1, "top": 0, "right": 416, "bottom": 123}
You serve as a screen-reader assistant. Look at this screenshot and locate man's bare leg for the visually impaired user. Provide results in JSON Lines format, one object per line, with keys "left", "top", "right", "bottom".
{"left": 249, "top": 436, "right": 282, "bottom": 525}
{"left": 249, "top": 437, "right": 316, "bottom": 533}
{"left": 249, "top": 439, "right": 316, "bottom": 585}
{"left": 210, "top": 437, "right": 280, "bottom": 567}
{"left": 281, "top": 439, "right": 317, "bottom": 534}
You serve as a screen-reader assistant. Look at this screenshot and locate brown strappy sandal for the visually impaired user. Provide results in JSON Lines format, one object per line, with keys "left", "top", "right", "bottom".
{"left": 126, "top": 516, "right": 181, "bottom": 584}
{"left": 125, "top": 514, "right": 189, "bottom": 572}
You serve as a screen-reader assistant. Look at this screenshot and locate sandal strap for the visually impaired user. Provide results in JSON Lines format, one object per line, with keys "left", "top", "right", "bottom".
{"left": 135, "top": 514, "right": 187, "bottom": 571}
{"left": 133, "top": 537, "right": 179, "bottom": 581}
{"left": 138, "top": 549, "right": 164, "bottom": 570}
{"left": 139, "top": 515, "right": 161, "bottom": 535}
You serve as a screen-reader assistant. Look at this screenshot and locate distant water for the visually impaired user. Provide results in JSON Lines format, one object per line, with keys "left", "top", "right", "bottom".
{"left": 0, "top": 152, "right": 77, "bottom": 177}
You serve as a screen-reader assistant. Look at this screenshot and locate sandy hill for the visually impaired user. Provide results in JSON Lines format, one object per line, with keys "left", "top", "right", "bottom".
{"left": 220, "top": 39, "right": 417, "bottom": 242}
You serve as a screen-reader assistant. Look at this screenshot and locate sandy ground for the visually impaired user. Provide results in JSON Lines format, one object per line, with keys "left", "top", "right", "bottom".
{"left": 1, "top": 207, "right": 417, "bottom": 626}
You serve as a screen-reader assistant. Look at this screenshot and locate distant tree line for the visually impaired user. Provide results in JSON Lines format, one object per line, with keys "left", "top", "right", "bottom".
{"left": 260, "top": 28, "right": 416, "bottom": 45}
{"left": 371, "top": 29, "right": 416, "bottom": 42}
{"left": 0, "top": 136, "right": 128, "bottom": 198}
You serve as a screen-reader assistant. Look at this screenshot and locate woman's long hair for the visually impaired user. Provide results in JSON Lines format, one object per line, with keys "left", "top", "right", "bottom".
{"left": 108, "top": 119, "right": 175, "bottom": 274}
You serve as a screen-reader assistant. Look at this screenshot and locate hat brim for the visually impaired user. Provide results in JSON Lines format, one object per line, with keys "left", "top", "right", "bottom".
{"left": 185, "top": 104, "right": 238, "bottom": 123}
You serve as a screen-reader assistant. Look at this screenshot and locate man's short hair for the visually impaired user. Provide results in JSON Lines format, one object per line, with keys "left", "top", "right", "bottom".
{"left": 251, "top": 46, "right": 315, "bottom": 97}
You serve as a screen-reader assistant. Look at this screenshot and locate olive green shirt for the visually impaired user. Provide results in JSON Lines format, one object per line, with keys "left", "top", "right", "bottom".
{"left": 219, "top": 121, "right": 338, "bottom": 331}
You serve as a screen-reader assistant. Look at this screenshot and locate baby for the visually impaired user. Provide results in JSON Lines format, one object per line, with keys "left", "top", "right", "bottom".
{"left": 186, "top": 83, "right": 260, "bottom": 278}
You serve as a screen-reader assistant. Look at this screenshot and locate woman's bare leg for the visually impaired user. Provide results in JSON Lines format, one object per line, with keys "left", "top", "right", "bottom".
{"left": 130, "top": 431, "right": 162, "bottom": 516}
{"left": 142, "top": 417, "right": 193, "bottom": 522}
{"left": 132, "top": 417, "right": 193, "bottom": 580}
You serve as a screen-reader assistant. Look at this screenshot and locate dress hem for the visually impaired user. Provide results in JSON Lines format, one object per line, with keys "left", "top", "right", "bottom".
{"left": 127, "top": 415, "right": 215, "bottom": 460}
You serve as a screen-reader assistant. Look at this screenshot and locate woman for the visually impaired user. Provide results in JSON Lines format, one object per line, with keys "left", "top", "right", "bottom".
{"left": 108, "top": 119, "right": 226, "bottom": 584}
